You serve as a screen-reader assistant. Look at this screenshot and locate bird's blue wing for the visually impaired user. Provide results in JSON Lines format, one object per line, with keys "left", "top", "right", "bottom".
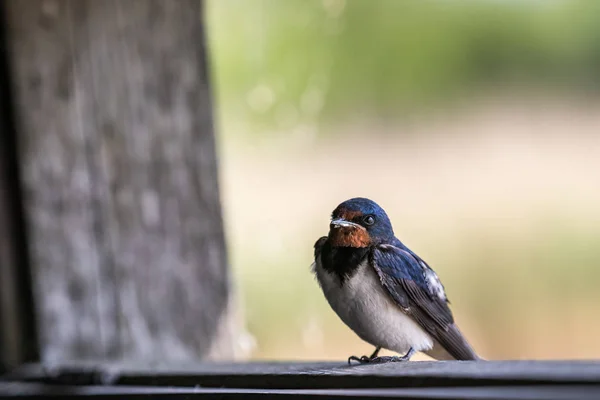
{"left": 371, "top": 244, "right": 478, "bottom": 360}
{"left": 373, "top": 242, "right": 433, "bottom": 291}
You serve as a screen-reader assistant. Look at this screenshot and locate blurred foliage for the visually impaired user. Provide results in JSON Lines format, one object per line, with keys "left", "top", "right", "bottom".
{"left": 207, "top": 0, "right": 600, "bottom": 360}
{"left": 207, "top": 0, "right": 600, "bottom": 134}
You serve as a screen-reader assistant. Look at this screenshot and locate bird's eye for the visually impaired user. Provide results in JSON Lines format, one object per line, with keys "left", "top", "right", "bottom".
{"left": 363, "top": 215, "right": 375, "bottom": 226}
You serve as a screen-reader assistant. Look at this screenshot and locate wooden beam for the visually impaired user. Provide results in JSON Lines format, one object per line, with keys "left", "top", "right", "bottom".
{"left": 2, "top": 361, "right": 600, "bottom": 399}
{"left": 3, "top": 0, "right": 235, "bottom": 363}
{"left": 0, "top": 382, "right": 598, "bottom": 399}
{"left": 6, "top": 360, "right": 600, "bottom": 389}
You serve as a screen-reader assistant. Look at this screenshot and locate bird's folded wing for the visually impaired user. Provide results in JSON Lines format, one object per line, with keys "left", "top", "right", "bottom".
{"left": 371, "top": 245, "right": 478, "bottom": 360}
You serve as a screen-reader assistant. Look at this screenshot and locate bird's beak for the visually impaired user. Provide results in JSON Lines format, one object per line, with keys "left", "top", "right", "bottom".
{"left": 330, "top": 219, "right": 360, "bottom": 230}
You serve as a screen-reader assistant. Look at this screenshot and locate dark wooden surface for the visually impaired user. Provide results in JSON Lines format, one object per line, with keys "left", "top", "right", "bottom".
{"left": 5, "top": 360, "right": 600, "bottom": 389}
{"left": 0, "top": 2, "right": 39, "bottom": 372}
{"left": 1, "top": 382, "right": 600, "bottom": 400}
{"left": 2, "top": 361, "right": 600, "bottom": 399}
{"left": 2, "top": 0, "right": 237, "bottom": 364}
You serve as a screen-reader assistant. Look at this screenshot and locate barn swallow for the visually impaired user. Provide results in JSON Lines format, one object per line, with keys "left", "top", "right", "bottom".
{"left": 312, "top": 197, "right": 481, "bottom": 364}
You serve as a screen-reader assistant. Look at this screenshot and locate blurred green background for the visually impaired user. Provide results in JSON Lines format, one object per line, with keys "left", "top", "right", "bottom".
{"left": 205, "top": 0, "right": 600, "bottom": 361}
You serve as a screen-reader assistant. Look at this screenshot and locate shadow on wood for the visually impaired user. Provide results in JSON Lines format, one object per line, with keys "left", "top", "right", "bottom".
{"left": 0, "top": 1, "right": 40, "bottom": 373}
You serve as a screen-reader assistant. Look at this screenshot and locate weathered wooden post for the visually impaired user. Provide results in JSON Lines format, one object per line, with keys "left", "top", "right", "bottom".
{"left": 0, "top": 0, "right": 236, "bottom": 366}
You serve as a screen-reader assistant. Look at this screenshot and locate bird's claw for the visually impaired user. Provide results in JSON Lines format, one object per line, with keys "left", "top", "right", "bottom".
{"left": 347, "top": 355, "right": 371, "bottom": 365}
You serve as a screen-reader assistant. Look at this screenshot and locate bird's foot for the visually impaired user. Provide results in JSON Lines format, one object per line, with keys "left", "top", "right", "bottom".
{"left": 367, "top": 355, "right": 411, "bottom": 364}
{"left": 347, "top": 355, "right": 371, "bottom": 365}
{"left": 348, "top": 348, "right": 414, "bottom": 365}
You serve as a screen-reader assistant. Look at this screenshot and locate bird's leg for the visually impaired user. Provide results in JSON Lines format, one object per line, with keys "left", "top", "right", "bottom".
{"left": 347, "top": 346, "right": 381, "bottom": 365}
{"left": 369, "top": 346, "right": 382, "bottom": 359}
{"left": 369, "top": 347, "right": 415, "bottom": 364}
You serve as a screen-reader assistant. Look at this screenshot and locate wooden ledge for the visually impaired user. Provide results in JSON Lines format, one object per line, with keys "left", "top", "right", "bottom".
{"left": 2, "top": 360, "right": 600, "bottom": 398}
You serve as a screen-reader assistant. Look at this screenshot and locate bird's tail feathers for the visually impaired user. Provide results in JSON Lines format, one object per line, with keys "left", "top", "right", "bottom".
{"left": 427, "top": 324, "right": 482, "bottom": 361}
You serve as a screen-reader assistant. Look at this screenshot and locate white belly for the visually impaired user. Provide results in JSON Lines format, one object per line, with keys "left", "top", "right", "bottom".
{"left": 314, "top": 258, "right": 434, "bottom": 354}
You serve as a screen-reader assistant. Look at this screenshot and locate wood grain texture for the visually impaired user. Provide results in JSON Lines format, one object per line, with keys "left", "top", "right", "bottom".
{"left": 3, "top": 361, "right": 600, "bottom": 399}
{"left": 6, "top": 360, "right": 600, "bottom": 389}
{"left": 3, "top": 0, "right": 235, "bottom": 363}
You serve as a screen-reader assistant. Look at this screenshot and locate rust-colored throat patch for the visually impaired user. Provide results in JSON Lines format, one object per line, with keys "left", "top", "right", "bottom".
{"left": 329, "top": 225, "right": 371, "bottom": 248}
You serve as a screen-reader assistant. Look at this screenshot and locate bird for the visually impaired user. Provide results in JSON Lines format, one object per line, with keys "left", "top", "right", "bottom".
{"left": 311, "top": 197, "right": 481, "bottom": 364}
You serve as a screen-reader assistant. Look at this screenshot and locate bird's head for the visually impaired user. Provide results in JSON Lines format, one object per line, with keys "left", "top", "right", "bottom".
{"left": 328, "top": 197, "right": 394, "bottom": 248}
